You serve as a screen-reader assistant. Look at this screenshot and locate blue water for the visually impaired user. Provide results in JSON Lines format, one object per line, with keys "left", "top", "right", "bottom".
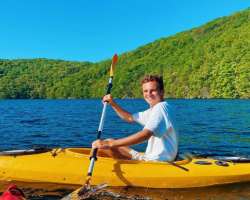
{"left": 0, "top": 99, "right": 250, "bottom": 157}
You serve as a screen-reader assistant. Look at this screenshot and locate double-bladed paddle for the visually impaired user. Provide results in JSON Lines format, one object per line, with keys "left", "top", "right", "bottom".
{"left": 61, "top": 54, "right": 118, "bottom": 200}
{"left": 85, "top": 53, "right": 118, "bottom": 186}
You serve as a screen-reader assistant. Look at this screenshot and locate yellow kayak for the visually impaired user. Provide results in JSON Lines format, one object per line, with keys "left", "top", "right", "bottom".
{"left": 0, "top": 148, "right": 249, "bottom": 188}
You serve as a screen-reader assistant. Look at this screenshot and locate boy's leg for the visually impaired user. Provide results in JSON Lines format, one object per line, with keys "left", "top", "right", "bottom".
{"left": 97, "top": 146, "right": 132, "bottom": 160}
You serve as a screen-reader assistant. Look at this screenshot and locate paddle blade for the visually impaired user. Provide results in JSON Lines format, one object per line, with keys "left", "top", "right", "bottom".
{"left": 110, "top": 54, "right": 118, "bottom": 77}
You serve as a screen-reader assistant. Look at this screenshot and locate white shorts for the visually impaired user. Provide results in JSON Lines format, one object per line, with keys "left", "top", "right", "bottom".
{"left": 129, "top": 149, "right": 145, "bottom": 161}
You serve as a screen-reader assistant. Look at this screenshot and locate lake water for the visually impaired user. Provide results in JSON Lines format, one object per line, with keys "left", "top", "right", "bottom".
{"left": 0, "top": 99, "right": 249, "bottom": 157}
{"left": 0, "top": 99, "right": 250, "bottom": 199}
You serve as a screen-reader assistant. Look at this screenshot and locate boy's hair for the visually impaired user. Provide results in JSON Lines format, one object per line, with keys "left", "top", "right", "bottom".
{"left": 141, "top": 75, "right": 164, "bottom": 92}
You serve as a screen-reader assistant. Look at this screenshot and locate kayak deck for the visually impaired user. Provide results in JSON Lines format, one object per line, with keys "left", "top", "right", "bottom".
{"left": 0, "top": 148, "right": 249, "bottom": 188}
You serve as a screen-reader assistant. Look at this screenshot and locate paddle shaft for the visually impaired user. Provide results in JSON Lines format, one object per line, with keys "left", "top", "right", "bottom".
{"left": 87, "top": 76, "right": 113, "bottom": 177}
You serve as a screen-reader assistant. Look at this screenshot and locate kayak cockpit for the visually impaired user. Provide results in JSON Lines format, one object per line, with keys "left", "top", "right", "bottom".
{"left": 65, "top": 148, "right": 192, "bottom": 166}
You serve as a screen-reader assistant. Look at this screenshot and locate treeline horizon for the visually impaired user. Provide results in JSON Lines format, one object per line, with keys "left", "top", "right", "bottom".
{"left": 0, "top": 8, "right": 249, "bottom": 99}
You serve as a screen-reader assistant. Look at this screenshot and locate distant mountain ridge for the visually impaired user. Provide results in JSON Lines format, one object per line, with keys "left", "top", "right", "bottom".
{"left": 0, "top": 8, "right": 249, "bottom": 99}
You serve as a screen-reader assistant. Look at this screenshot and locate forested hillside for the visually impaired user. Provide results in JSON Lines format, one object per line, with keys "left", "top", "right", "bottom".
{"left": 0, "top": 8, "right": 249, "bottom": 99}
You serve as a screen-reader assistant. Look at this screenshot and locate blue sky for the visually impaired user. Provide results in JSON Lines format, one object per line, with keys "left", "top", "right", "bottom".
{"left": 0, "top": 0, "right": 249, "bottom": 62}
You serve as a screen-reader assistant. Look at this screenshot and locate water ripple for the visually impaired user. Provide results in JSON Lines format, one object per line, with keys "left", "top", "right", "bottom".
{"left": 0, "top": 99, "right": 249, "bottom": 157}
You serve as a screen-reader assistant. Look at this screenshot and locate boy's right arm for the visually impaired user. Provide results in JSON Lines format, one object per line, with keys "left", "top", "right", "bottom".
{"left": 103, "top": 94, "right": 134, "bottom": 123}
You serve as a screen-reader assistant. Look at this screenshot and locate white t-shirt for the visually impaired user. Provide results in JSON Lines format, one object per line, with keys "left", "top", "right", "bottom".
{"left": 132, "top": 101, "right": 178, "bottom": 161}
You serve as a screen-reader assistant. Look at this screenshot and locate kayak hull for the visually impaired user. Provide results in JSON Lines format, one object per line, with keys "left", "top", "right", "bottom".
{"left": 0, "top": 148, "right": 249, "bottom": 188}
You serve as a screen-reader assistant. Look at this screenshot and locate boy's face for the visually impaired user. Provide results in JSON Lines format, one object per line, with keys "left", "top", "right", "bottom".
{"left": 142, "top": 81, "right": 163, "bottom": 107}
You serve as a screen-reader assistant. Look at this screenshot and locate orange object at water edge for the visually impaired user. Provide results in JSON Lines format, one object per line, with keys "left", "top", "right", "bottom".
{"left": 0, "top": 184, "right": 25, "bottom": 200}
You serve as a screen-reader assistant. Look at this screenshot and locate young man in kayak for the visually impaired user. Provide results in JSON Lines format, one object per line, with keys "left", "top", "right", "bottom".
{"left": 92, "top": 75, "right": 178, "bottom": 162}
